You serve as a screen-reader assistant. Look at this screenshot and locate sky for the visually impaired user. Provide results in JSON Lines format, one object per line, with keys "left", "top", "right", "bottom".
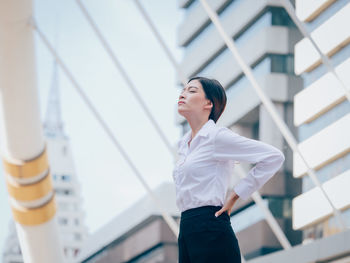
{"left": 0, "top": 0, "right": 183, "bottom": 258}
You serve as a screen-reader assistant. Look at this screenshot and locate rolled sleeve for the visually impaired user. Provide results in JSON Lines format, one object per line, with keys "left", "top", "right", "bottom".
{"left": 214, "top": 127, "right": 285, "bottom": 201}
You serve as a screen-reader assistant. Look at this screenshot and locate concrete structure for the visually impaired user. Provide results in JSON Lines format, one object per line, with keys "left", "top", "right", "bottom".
{"left": 2, "top": 62, "right": 88, "bottom": 262}
{"left": 249, "top": 228, "right": 350, "bottom": 263}
{"left": 248, "top": 0, "right": 350, "bottom": 262}
{"left": 292, "top": 0, "right": 350, "bottom": 243}
{"left": 176, "top": 0, "right": 303, "bottom": 260}
{"left": 77, "top": 182, "right": 179, "bottom": 263}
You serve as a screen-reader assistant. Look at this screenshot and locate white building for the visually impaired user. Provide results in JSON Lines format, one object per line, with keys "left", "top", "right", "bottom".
{"left": 292, "top": 0, "right": 350, "bottom": 237}
{"left": 249, "top": 0, "right": 350, "bottom": 262}
{"left": 2, "top": 63, "right": 88, "bottom": 263}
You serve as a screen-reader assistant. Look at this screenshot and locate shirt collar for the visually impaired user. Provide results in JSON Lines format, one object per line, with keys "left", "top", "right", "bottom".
{"left": 182, "top": 119, "right": 216, "bottom": 145}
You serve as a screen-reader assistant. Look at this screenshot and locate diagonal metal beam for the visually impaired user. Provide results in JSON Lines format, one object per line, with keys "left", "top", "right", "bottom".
{"left": 29, "top": 17, "right": 180, "bottom": 238}
{"left": 75, "top": 0, "right": 177, "bottom": 158}
{"left": 280, "top": 0, "right": 350, "bottom": 102}
{"left": 132, "top": 0, "right": 188, "bottom": 86}
{"left": 236, "top": 165, "right": 292, "bottom": 249}
{"left": 199, "top": 0, "right": 346, "bottom": 230}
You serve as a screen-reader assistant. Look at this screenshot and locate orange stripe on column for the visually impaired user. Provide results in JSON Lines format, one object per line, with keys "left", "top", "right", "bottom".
{"left": 11, "top": 194, "right": 57, "bottom": 225}
{"left": 2, "top": 146, "right": 49, "bottom": 179}
{"left": 6, "top": 171, "right": 53, "bottom": 201}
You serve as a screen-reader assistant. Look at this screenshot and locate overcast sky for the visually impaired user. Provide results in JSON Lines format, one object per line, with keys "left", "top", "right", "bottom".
{"left": 0, "top": 0, "right": 183, "bottom": 257}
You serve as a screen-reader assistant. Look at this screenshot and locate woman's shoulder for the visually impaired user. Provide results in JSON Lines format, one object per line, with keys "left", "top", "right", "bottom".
{"left": 210, "top": 126, "right": 245, "bottom": 146}
{"left": 211, "top": 125, "right": 235, "bottom": 138}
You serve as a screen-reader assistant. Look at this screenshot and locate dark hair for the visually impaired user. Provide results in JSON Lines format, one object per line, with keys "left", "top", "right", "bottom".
{"left": 188, "top": 76, "right": 227, "bottom": 123}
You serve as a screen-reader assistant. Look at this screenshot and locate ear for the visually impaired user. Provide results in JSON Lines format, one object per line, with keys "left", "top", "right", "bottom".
{"left": 204, "top": 99, "right": 213, "bottom": 111}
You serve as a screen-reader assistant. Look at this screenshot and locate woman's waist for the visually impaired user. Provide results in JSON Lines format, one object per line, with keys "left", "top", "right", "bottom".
{"left": 179, "top": 205, "right": 232, "bottom": 234}
{"left": 181, "top": 205, "right": 222, "bottom": 220}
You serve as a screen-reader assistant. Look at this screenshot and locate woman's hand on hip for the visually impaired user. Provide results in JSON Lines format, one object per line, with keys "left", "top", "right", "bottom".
{"left": 215, "top": 190, "right": 239, "bottom": 217}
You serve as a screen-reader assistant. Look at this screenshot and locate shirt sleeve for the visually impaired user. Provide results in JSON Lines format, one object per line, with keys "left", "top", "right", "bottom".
{"left": 213, "top": 127, "right": 285, "bottom": 201}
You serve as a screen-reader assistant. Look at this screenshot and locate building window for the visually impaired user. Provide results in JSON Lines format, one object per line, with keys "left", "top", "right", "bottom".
{"left": 58, "top": 217, "right": 68, "bottom": 225}
{"left": 298, "top": 100, "right": 350, "bottom": 142}
{"left": 302, "top": 152, "right": 350, "bottom": 192}
{"left": 230, "top": 197, "right": 292, "bottom": 233}
{"left": 62, "top": 145, "right": 67, "bottom": 155}
{"left": 269, "top": 54, "right": 294, "bottom": 74}
{"left": 302, "top": 43, "right": 350, "bottom": 87}
{"left": 61, "top": 174, "right": 71, "bottom": 181}
{"left": 304, "top": 0, "right": 349, "bottom": 32}
{"left": 55, "top": 188, "right": 73, "bottom": 196}
{"left": 64, "top": 189, "right": 72, "bottom": 195}
{"left": 74, "top": 248, "right": 80, "bottom": 257}
{"left": 74, "top": 233, "right": 81, "bottom": 241}
{"left": 303, "top": 207, "right": 350, "bottom": 242}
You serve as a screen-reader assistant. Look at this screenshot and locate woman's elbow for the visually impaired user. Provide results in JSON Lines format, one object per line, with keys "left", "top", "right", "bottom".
{"left": 266, "top": 148, "right": 285, "bottom": 166}
{"left": 275, "top": 150, "right": 285, "bottom": 165}
{"left": 261, "top": 149, "right": 285, "bottom": 168}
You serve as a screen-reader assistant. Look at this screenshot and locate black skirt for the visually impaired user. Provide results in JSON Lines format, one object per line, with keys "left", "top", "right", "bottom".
{"left": 178, "top": 205, "right": 242, "bottom": 263}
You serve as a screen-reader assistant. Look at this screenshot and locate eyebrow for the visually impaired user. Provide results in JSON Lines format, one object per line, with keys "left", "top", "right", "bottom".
{"left": 181, "top": 86, "right": 199, "bottom": 92}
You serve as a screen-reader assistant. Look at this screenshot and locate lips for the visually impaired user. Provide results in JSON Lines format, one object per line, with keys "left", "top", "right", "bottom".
{"left": 178, "top": 101, "right": 185, "bottom": 105}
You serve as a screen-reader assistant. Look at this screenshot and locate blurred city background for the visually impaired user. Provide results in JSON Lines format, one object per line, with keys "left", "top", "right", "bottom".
{"left": 0, "top": 0, "right": 349, "bottom": 262}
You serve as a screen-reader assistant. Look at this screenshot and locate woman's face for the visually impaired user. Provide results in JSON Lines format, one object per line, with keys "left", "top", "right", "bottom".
{"left": 177, "top": 79, "right": 212, "bottom": 119}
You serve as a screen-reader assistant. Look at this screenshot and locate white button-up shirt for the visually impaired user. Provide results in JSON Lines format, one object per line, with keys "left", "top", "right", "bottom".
{"left": 172, "top": 119, "right": 285, "bottom": 212}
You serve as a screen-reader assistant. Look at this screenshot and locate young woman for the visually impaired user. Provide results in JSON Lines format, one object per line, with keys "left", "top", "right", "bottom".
{"left": 173, "top": 77, "right": 285, "bottom": 263}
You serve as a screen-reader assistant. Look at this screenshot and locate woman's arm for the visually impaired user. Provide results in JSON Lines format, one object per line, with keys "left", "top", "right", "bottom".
{"left": 214, "top": 127, "right": 285, "bottom": 201}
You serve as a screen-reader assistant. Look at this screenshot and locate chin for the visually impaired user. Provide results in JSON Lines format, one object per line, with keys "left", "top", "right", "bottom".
{"left": 177, "top": 109, "right": 185, "bottom": 117}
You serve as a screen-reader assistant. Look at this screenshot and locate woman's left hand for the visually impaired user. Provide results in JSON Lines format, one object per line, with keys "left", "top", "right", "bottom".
{"left": 215, "top": 190, "right": 240, "bottom": 217}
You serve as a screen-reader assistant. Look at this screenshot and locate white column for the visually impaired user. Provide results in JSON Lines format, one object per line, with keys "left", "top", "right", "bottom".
{"left": 0, "top": 0, "right": 65, "bottom": 262}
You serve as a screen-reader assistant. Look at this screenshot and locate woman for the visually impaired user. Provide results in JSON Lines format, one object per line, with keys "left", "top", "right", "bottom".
{"left": 173, "top": 77, "right": 285, "bottom": 263}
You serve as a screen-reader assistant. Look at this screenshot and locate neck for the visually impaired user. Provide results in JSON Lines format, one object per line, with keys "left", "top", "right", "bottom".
{"left": 187, "top": 116, "right": 210, "bottom": 140}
